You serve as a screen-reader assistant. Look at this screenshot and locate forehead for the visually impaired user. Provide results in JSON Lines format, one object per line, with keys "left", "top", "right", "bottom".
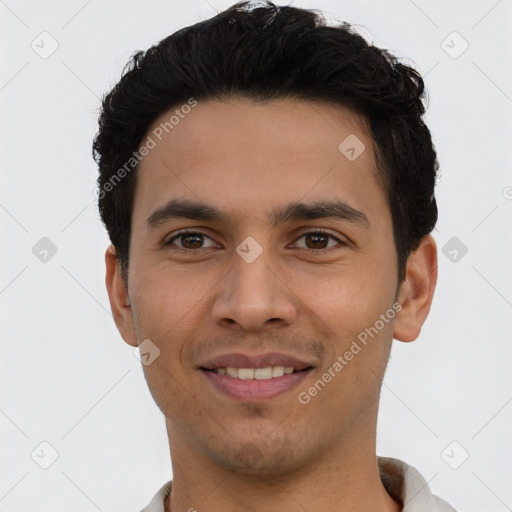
{"left": 132, "top": 97, "right": 387, "bottom": 227}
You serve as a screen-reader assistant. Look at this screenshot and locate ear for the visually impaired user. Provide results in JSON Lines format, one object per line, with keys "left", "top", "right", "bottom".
{"left": 105, "top": 245, "right": 138, "bottom": 347}
{"left": 393, "top": 235, "right": 438, "bottom": 342}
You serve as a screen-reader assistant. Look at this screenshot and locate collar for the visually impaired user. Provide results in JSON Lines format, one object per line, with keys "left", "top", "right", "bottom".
{"left": 140, "top": 457, "right": 456, "bottom": 511}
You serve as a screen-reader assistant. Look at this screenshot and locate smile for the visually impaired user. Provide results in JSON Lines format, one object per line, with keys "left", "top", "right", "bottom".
{"left": 212, "top": 366, "right": 296, "bottom": 379}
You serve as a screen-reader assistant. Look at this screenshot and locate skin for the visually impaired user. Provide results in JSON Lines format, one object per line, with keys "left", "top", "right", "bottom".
{"left": 105, "top": 97, "right": 437, "bottom": 511}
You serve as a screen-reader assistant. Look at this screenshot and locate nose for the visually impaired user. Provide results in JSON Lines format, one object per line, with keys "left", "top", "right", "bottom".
{"left": 211, "top": 250, "right": 298, "bottom": 332}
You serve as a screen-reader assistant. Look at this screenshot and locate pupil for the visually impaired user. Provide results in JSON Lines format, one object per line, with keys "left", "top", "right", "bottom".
{"left": 306, "top": 233, "right": 328, "bottom": 249}
{"left": 183, "top": 234, "right": 203, "bottom": 249}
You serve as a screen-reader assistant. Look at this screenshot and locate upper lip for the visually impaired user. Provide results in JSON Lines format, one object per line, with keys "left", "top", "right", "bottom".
{"left": 198, "top": 352, "right": 315, "bottom": 372}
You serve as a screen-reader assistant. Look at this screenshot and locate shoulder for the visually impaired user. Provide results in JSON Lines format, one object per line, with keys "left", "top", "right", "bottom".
{"left": 139, "top": 481, "right": 173, "bottom": 512}
{"left": 378, "top": 456, "right": 457, "bottom": 512}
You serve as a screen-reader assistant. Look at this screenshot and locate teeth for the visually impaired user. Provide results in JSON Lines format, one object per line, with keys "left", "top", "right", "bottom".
{"left": 226, "top": 367, "right": 238, "bottom": 378}
{"left": 272, "top": 366, "right": 284, "bottom": 377}
{"left": 254, "top": 367, "right": 272, "bottom": 380}
{"left": 215, "top": 365, "right": 297, "bottom": 380}
{"left": 238, "top": 368, "right": 255, "bottom": 380}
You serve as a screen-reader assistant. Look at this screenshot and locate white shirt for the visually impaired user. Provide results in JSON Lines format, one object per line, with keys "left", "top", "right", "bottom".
{"left": 140, "top": 457, "right": 456, "bottom": 511}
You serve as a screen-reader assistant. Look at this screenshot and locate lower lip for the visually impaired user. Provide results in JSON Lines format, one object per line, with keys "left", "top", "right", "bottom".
{"left": 201, "top": 369, "right": 312, "bottom": 402}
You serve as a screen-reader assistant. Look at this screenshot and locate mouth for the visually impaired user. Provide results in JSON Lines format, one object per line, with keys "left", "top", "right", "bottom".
{"left": 198, "top": 353, "right": 315, "bottom": 402}
{"left": 205, "top": 365, "right": 302, "bottom": 379}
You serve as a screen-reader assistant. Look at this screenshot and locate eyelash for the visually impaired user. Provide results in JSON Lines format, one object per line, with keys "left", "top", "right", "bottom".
{"left": 165, "top": 228, "right": 346, "bottom": 254}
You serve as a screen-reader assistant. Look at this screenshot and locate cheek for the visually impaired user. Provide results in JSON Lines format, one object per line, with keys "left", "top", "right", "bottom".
{"left": 130, "top": 266, "right": 210, "bottom": 417}
{"left": 130, "top": 260, "right": 220, "bottom": 336}
{"left": 294, "top": 261, "right": 394, "bottom": 333}
{"left": 129, "top": 260, "right": 232, "bottom": 405}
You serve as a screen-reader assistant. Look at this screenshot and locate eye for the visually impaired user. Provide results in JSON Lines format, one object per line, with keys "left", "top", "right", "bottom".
{"left": 166, "top": 231, "right": 218, "bottom": 250}
{"left": 165, "top": 229, "right": 345, "bottom": 252}
{"left": 292, "top": 230, "right": 344, "bottom": 251}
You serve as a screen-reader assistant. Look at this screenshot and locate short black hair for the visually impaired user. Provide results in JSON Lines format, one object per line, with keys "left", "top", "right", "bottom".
{"left": 93, "top": 1, "right": 438, "bottom": 287}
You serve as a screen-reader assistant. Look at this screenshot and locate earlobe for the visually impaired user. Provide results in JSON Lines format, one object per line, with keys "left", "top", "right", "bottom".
{"left": 393, "top": 235, "right": 438, "bottom": 343}
{"left": 105, "top": 245, "right": 138, "bottom": 347}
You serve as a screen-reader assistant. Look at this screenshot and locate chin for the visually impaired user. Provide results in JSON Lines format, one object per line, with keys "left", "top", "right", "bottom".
{"left": 207, "top": 437, "right": 306, "bottom": 476}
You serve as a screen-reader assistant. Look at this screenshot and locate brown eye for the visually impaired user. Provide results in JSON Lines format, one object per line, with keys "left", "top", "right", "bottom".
{"left": 304, "top": 233, "right": 330, "bottom": 249}
{"left": 293, "top": 231, "right": 343, "bottom": 251}
{"left": 167, "top": 232, "right": 217, "bottom": 250}
{"left": 180, "top": 233, "right": 204, "bottom": 249}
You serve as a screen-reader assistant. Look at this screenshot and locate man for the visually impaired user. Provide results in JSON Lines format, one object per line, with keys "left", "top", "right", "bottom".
{"left": 93, "top": 2, "right": 456, "bottom": 510}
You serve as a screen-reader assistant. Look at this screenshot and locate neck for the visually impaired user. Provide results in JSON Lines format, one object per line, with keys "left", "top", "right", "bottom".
{"left": 163, "top": 415, "right": 401, "bottom": 512}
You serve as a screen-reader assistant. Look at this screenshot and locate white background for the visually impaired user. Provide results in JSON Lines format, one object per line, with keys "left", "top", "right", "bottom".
{"left": 1, "top": 0, "right": 511, "bottom": 510}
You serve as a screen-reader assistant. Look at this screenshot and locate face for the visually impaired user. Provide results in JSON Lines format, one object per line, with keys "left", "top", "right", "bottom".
{"left": 106, "top": 97, "right": 434, "bottom": 475}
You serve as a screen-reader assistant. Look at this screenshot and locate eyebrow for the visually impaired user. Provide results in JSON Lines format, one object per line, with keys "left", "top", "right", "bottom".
{"left": 145, "top": 198, "right": 370, "bottom": 230}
